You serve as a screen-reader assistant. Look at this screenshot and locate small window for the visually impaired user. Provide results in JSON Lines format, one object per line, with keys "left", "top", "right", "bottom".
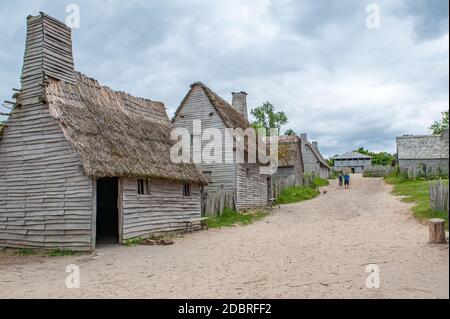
{"left": 138, "top": 179, "right": 151, "bottom": 195}
{"left": 183, "top": 183, "right": 192, "bottom": 197}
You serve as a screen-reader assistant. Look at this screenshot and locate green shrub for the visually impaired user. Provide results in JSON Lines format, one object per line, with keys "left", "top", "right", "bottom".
{"left": 277, "top": 186, "right": 320, "bottom": 204}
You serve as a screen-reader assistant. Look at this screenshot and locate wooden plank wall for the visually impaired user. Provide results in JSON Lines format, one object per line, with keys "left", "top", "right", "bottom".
{"left": 0, "top": 13, "right": 93, "bottom": 251}
{"left": 0, "top": 101, "right": 93, "bottom": 251}
{"left": 122, "top": 178, "right": 201, "bottom": 239}
{"left": 236, "top": 162, "right": 268, "bottom": 210}
{"left": 172, "top": 86, "right": 237, "bottom": 193}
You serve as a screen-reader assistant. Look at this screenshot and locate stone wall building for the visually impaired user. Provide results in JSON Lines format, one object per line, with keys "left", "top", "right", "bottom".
{"left": 396, "top": 130, "right": 449, "bottom": 176}
{"left": 333, "top": 152, "right": 372, "bottom": 173}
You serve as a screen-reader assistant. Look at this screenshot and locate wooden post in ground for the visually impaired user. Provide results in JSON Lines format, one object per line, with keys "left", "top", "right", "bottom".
{"left": 428, "top": 218, "right": 446, "bottom": 244}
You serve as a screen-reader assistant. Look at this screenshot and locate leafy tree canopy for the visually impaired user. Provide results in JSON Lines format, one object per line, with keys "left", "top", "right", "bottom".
{"left": 250, "top": 102, "right": 288, "bottom": 135}
{"left": 429, "top": 110, "right": 449, "bottom": 134}
{"left": 355, "top": 147, "right": 395, "bottom": 166}
{"left": 284, "top": 129, "right": 297, "bottom": 136}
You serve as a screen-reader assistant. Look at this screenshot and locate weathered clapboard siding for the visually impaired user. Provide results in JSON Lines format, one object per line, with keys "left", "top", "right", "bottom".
{"left": 0, "top": 12, "right": 93, "bottom": 251}
{"left": 172, "top": 86, "right": 236, "bottom": 192}
{"left": 0, "top": 102, "right": 93, "bottom": 251}
{"left": 121, "top": 178, "right": 201, "bottom": 239}
{"left": 236, "top": 163, "right": 268, "bottom": 210}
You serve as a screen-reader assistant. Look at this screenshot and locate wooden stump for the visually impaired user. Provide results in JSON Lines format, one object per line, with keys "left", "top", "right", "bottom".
{"left": 429, "top": 218, "right": 446, "bottom": 244}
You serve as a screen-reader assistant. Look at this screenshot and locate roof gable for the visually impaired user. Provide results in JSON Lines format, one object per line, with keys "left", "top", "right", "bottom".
{"left": 173, "top": 82, "right": 251, "bottom": 130}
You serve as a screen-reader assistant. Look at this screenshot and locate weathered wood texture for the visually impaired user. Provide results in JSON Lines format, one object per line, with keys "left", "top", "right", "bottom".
{"left": 236, "top": 163, "right": 268, "bottom": 210}
{"left": 121, "top": 178, "right": 201, "bottom": 239}
{"left": 173, "top": 85, "right": 269, "bottom": 211}
{"left": 172, "top": 86, "right": 237, "bottom": 193}
{"left": 429, "top": 180, "right": 449, "bottom": 213}
{"left": 272, "top": 175, "right": 297, "bottom": 199}
{"left": 0, "top": 101, "right": 93, "bottom": 251}
{"left": 300, "top": 138, "right": 330, "bottom": 179}
{"left": 428, "top": 218, "right": 446, "bottom": 244}
{"left": 202, "top": 188, "right": 236, "bottom": 217}
{"left": 0, "top": 13, "right": 93, "bottom": 251}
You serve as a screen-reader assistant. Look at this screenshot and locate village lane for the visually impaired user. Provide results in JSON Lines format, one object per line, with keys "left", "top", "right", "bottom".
{"left": 1, "top": 174, "right": 448, "bottom": 298}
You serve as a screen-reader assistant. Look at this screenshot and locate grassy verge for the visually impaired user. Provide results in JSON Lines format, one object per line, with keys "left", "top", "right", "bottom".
{"left": 277, "top": 177, "right": 329, "bottom": 205}
{"left": 206, "top": 208, "right": 268, "bottom": 228}
{"left": 385, "top": 175, "right": 449, "bottom": 230}
{"left": 277, "top": 186, "right": 319, "bottom": 204}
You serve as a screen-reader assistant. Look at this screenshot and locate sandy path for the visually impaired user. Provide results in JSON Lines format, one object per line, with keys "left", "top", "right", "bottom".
{"left": 0, "top": 174, "right": 448, "bottom": 298}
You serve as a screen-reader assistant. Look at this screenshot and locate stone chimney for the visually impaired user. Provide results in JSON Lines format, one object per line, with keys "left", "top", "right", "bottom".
{"left": 231, "top": 91, "right": 248, "bottom": 119}
{"left": 312, "top": 141, "right": 318, "bottom": 149}
{"left": 21, "top": 12, "right": 75, "bottom": 102}
{"left": 300, "top": 133, "right": 307, "bottom": 140}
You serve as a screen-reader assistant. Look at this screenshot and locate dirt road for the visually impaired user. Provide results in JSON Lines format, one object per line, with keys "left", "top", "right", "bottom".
{"left": 1, "top": 174, "right": 448, "bottom": 298}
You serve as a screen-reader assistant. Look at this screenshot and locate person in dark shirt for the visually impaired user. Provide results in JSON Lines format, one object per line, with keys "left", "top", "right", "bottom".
{"left": 338, "top": 173, "right": 343, "bottom": 187}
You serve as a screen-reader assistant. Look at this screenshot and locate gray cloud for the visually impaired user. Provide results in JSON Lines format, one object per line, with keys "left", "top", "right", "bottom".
{"left": 0, "top": 0, "right": 448, "bottom": 158}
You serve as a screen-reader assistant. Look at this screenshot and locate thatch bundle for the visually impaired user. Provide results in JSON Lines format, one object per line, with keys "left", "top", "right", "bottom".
{"left": 45, "top": 72, "right": 207, "bottom": 184}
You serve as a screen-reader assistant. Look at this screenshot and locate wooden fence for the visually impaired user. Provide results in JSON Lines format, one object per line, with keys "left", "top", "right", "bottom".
{"left": 202, "top": 188, "right": 236, "bottom": 217}
{"left": 363, "top": 165, "right": 394, "bottom": 177}
{"left": 403, "top": 164, "right": 448, "bottom": 179}
{"left": 429, "top": 180, "right": 449, "bottom": 213}
{"left": 272, "top": 175, "right": 297, "bottom": 198}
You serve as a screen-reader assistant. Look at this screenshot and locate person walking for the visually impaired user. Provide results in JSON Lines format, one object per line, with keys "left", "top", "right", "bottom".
{"left": 344, "top": 173, "right": 350, "bottom": 188}
{"left": 338, "top": 173, "right": 343, "bottom": 188}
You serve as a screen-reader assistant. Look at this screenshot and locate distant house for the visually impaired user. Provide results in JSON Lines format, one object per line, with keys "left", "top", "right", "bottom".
{"left": 0, "top": 13, "right": 207, "bottom": 251}
{"left": 273, "top": 135, "right": 304, "bottom": 185}
{"left": 299, "top": 134, "right": 331, "bottom": 179}
{"left": 333, "top": 152, "right": 372, "bottom": 173}
{"left": 396, "top": 130, "right": 449, "bottom": 175}
{"left": 172, "top": 82, "right": 270, "bottom": 210}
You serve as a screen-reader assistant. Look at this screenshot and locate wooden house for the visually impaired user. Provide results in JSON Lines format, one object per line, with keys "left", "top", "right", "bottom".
{"left": 299, "top": 133, "right": 330, "bottom": 179}
{"left": 333, "top": 151, "right": 372, "bottom": 173}
{"left": 273, "top": 135, "right": 304, "bottom": 185}
{"left": 172, "top": 82, "right": 270, "bottom": 210}
{"left": 0, "top": 13, "right": 207, "bottom": 251}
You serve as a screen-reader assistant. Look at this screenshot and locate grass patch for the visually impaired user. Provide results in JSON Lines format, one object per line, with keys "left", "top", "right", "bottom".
{"left": 277, "top": 185, "right": 320, "bottom": 205}
{"left": 16, "top": 248, "right": 34, "bottom": 257}
{"left": 311, "top": 177, "right": 329, "bottom": 188}
{"left": 206, "top": 208, "right": 268, "bottom": 228}
{"left": 385, "top": 175, "right": 449, "bottom": 230}
{"left": 48, "top": 248, "right": 77, "bottom": 257}
{"left": 123, "top": 237, "right": 144, "bottom": 246}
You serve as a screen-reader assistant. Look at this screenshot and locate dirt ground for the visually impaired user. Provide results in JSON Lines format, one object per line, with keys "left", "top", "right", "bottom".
{"left": 0, "top": 174, "right": 448, "bottom": 298}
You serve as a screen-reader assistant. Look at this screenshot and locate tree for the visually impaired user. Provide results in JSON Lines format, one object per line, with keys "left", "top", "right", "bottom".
{"left": 429, "top": 110, "right": 449, "bottom": 134}
{"left": 356, "top": 147, "right": 395, "bottom": 166}
{"left": 327, "top": 154, "right": 340, "bottom": 167}
{"left": 284, "top": 129, "right": 297, "bottom": 136}
{"left": 250, "top": 102, "right": 288, "bottom": 135}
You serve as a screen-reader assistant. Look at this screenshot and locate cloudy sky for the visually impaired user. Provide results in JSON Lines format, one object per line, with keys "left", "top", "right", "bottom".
{"left": 0, "top": 0, "right": 448, "bottom": 157}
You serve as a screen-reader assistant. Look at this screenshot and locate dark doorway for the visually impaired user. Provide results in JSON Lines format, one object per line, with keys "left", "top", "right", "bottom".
{"left": 351, "top": 168, "right": 355, "bottom": 173}
{"left": 96, "top": 177, "right": 119, "bottom": 244}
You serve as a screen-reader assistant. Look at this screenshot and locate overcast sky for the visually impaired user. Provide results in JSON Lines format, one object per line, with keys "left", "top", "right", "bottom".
{"left": 0, "top": 0, "right": 448, "bottom": 157}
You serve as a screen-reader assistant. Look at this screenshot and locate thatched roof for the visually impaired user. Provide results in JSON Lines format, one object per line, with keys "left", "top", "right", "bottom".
{"left": 45, "top": 72, "right": 207, "bottom": 185}
{"left": 278, "top": 135, "right": 301, "bottom": 167}
{"left": 173, "top": 82, "right": 251, "bottom": 129}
